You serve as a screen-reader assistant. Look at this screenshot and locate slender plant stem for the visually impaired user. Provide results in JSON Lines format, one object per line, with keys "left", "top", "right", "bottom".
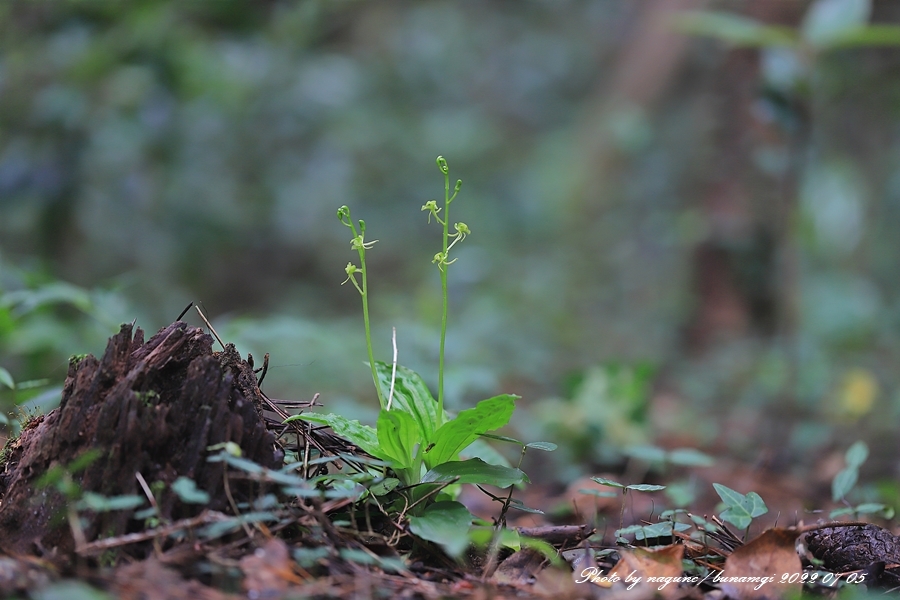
{"left": 358, "top": 248, "right": 386, "bottom": 409}
{"left": 437, "top": 169, "right": 451, "bottom": 428}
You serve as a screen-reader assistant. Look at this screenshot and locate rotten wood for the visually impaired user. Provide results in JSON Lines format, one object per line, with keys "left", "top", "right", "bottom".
{"left": 0, "top": 321, "right": 281, "bottom": 566}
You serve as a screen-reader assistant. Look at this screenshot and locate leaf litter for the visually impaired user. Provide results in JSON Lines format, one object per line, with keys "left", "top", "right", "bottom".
{"left": 1, "top": 320, "right": 899, "bottom": 599}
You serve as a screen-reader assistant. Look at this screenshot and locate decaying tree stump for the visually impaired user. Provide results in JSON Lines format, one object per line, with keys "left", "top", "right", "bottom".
{"left": 0, "top": 321, "right": 281, "bottom": 564}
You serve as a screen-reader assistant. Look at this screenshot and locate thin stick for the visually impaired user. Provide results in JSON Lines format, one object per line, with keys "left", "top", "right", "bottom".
{"left": 77, "top": 511, "right": 229, "bottom": 555}
{"left": 223, "top": 469, "right": 254, "bottom": 540}
{"left": 194, "top": 305, "right": 225, "bottom": 350}
{"left": 176, "top": 302, "right": 194, "bottom": 321}
{"left": 135, "top": 471, "right": 160, "bottom": 515}
{"left": 257, "top": 352, "right": 270, "bottom": 387}
{"left": 387, "top": 327, "right": 398, "bottom": 411}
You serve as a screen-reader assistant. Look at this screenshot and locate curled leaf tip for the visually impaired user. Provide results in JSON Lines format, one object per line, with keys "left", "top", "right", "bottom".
{"left": 436, "top": 156, "right": 449, "bottom": 174}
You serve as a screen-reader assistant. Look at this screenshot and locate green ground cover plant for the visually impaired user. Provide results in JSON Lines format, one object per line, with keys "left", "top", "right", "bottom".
{"left": 285, "top": 157, "right": 554, "bottom": 557}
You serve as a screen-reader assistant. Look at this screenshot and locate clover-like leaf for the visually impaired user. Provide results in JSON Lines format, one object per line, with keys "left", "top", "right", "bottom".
{"left": 714, "top": 483, "right": 768, "bottom": 530}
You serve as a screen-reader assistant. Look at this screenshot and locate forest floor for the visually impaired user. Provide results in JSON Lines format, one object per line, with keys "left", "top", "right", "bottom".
{"left": 0, "top": 322, "right": 897, "bottom": 599}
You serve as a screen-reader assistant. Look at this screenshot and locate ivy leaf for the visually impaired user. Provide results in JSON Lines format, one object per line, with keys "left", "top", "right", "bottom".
{"left": 591, "top": 477, "right": 626, "bottom": 489}
{"left": 714, "top": 483, "right": 768, "bottom": 530}
{"left": 845, "top": 441, "right": 869, "bottom": 468}
{"left": 525, "top": 441, "right": 558, "bottom": 452}
{"left": 832, "top": 466, "right": 858, "bottom": 501}
{"left": 425, "top": 394, "right": 516, "bottom": 469}
{"left": 626, "top": 483, "right": 667, "bottom": 492}
{"left": 172, "top": 476, "right": 211, "bottom": 505}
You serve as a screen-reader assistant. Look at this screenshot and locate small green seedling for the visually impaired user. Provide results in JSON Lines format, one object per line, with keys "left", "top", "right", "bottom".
{"left": 712, "top": 482, "right": 768, "bottom": 533}
{"left": 589, "top": 476, "right": 667, "bottom": 537}
{"left": 830, "top": 440, "right": 894, "bottom": 519}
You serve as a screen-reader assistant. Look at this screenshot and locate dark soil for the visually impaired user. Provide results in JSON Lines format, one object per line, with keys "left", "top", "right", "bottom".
{"left": 1, "top": 322, "right": 899, "bottom": 599}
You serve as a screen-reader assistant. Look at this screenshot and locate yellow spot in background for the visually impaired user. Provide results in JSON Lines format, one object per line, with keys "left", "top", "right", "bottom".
{"left": 837, "top": 368, "right": 878, "bottom": 419}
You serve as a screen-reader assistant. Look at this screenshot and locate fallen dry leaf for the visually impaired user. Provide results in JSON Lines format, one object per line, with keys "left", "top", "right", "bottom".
{"left": 491, "top": 547, "right": 548, "bottom": 586}
{"left": 240, "top": 538, "right": 304, "bottom": 598}
{"left": 608, "top": 545, "right": 687, "bottom": 598}
{"left": 719, "top": 528, "right": 801, "bottom": 600}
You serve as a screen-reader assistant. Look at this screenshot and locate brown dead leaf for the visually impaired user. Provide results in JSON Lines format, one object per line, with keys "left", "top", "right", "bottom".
{"left": 240, "top": 538, "right": 304, "bottom": 598}
{"left": 491, "top": 547, "right": 548, "bottom": 586}
{"left": 609, "top": 544, "right": 684, "bottom": 579}
{"left": 608, "top": 545, "right": 686, "bottom": 598}
{"left": 112, "top": 558, "right": 229, "bottom": 600}
{"left": 719, "top": 528, "right": 801, "bottom": 600}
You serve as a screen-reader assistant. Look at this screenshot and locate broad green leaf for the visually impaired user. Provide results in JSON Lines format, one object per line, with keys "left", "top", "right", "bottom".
{"left": 408, "top": 500, "right": 474, "bottom": 558}
{"left": 619, "top": 521, "right": 691, "bottom": 541}
{"left": 845, "top": 440, "right": 868, "bottom": 467}
{"left": 197, "top": 512, "right": 279, "bottom": 540}
{"left": 469, "top": 526, "right": 520, "bottom": 551}
{"left": 673, "top": 11, "right": 797, "bottom": 47}
{"left": 667, "top": 448, "right": 715, "bottom": 467}
{"left": 625, "top": 483, "right": 667, "bottom": 492}
{"left": 519, "top": 535, "right": 564, "bottom": 567}
{"left": 338, "top": 548, "right": 407, "bottom": 573}
{"left": 76, "top": 493, "right": 145, "bottom": 512}
{"left": 283, "top": 486, "right": 362, "bottom": 499}
{"left": 259, "top": 469, "right": 306, "bottom": 486}
{"left": 478, "top": 432, "right": 522, "bottom": 445}
{"left": 212, "top": 453, "right": 264, "bottom": 474}
{"left": 172, "top": 476, "right": 211, "bottom": 504}
{"left": 832, "top": 466, "right": 858, "bottom": 501}
{"left": 590, "top": 476, "right": 626, "bottom": 489}
{"left": 294, "top": 547, "right": 330, "bottom": 568}
{"left": 461, "top": 437, "right": 512, "bottom": 468}
{"left": 376, "top": 409, "right": 420, "bottom": 469}
{"left": 68, "top": 449, "right": 103, "bottom": 473}
{"left": 369, "top": 478, "right": 400, "bottom": 496}
{"left": 422, "top": 458, "right": 527, "bottom": 488}
{"left": 1, "top": 282, "right": 93, "bottom": 316}
{"left": 29, "top": 580, "right": 113, "bottom": 600}
{"left": 374, "top": 362, "right": 439, "bottom": 442}
{"left": 623, "top": 444, "right": 668, "bottom": 464}
{"left": 425, "top": 394, "right": 516, "bottom": 468}
{"left": 506, "top": 498, "right": 544, "bottom": 514}
{"left": 525, "top": 441, "right": 557, "bottom": 452}
{"left": 290, "top": 413, "right": 380, "bottom": 458}
{"left": 714, "top": 483, "right": 768, "bottom": 529}
{"left": 0, "top": 367, "right": 14, "bottom": 390}
{"left": 820, "top": 25, "right": 900, "bottom": 48}
{"left": 801, "top": 0, "right": 870, "bottom": 48}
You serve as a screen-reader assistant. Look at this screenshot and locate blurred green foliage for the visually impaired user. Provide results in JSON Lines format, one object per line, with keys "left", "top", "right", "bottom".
{"left": 4, "top": 0, "right": 900, "bottom": 482}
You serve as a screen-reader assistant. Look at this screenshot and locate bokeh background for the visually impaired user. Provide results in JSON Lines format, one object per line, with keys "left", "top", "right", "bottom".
{"left": 4, "top": 0, "right": 900, "bottom": 489}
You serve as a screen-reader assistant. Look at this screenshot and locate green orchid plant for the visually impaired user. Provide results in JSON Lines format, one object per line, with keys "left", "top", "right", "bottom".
{"left": 286, "top": 157, "right": 543, "bottom": 503}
